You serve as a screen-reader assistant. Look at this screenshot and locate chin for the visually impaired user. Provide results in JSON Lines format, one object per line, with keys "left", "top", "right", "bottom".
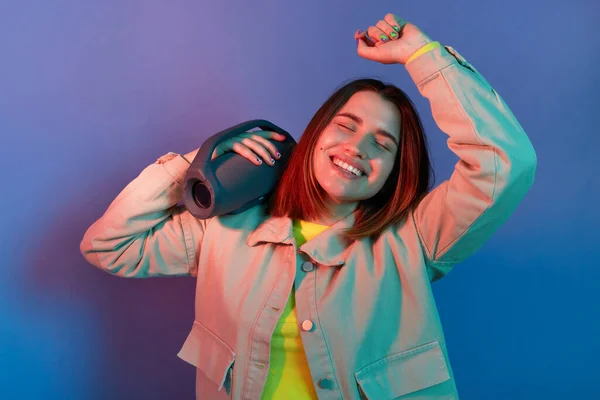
{"left": 321, "top": 186, "right": 360, "bottom": 202}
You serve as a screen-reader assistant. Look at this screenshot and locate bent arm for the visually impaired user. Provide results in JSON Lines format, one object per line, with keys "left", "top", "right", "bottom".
{"left": 80, "top": 150, "right": 207, "bottom": 278}
{"left": 405, "top": 45, "right": 537, "bottom": 280}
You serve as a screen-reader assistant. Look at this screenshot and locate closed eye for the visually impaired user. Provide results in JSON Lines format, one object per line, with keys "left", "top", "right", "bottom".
{"left": 375, "top": 141, "right": 388, "bottom": 150}
{"left": 337, "top": 124, "right": 391, "bottom": 151}
{"left": 337, "top": 123, "right": 353, "bottom": 131}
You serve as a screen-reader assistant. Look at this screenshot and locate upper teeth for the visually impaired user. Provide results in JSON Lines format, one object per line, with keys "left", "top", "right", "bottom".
{"left": 333, "top": 157, "right": 363, "bottom": 176}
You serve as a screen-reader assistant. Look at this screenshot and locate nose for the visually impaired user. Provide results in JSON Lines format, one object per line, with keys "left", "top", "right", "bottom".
{"left": 343, "top": 135, "right": 368, "bottom": 159}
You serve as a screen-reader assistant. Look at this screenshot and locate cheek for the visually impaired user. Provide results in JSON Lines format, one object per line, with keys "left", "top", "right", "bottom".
{"left": 371, "top": 158, "right": 395, "bottom": 181}
{"left": 317, "top": 128, "right": 343, "bottom": 147}
{"left": 313, "top": 147, "right": 329, "bottom": 177}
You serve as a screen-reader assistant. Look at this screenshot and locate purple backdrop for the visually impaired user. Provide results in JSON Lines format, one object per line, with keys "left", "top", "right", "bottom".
{"left": 1, "top": 0, "right": 598, "bottom": 398}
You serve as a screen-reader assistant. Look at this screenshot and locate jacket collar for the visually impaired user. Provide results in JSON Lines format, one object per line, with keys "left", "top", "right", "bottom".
{"left": 246, "top": 209, "right": 358, "bottom": 267}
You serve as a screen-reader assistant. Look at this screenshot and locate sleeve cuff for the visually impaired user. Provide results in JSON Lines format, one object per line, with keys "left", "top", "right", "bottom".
{"left": 404, "top": 44, "right": 460, "bottom": 85}
{"left": 406, "top": 41, "right": 441, "bottom": 64}
{"left": 158, "top": 152, "right": 191, "bottom": 185}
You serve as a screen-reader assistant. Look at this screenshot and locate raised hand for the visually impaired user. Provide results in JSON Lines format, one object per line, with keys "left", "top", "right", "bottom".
{"left": 355, "top": 14, "right": 433, "bottom": 65}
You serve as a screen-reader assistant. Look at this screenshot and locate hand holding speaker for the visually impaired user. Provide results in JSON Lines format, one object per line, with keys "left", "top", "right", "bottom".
{"left": 210, "top": 130, "right": 287, "bottom": 166}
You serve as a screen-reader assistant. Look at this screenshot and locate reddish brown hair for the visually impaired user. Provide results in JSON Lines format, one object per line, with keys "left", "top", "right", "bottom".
{"left": 265, "top": 78, "right": 434, "bottom": 241}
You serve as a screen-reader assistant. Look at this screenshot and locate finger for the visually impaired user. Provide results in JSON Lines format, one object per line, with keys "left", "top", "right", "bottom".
{"left": 376, "top": 19, "right": 399, "bottom": 41}
{"left": 239, "top": 136, "right": 277, "bottom": 165}
{"left": 250, "top": 130, "right": 287, "bottom": 146}
{"left": 269, "top": 130, "right": 287, "bottom": 142}
{"left": 355, "top": 30, "right": 376, "bottom": 47}
{"left": 211, "top": 137, "right": 235, "bottom": 160}
{"left": 384, "top": 13, "right": 408, "bottom": 35}
{"left": 249, "top": 130, "right": 286, "bottom": 159}
{"left": 243, "top": 132, "right": 282, "bottom": 160}
{"left": 211, "top": 147, "right": 222, "bottom": 161}
{"left": 367, "top": 26, "right": 389, "bottom": 46}
{"left": 230, "top": 141, "right": 265, "bottom": 166}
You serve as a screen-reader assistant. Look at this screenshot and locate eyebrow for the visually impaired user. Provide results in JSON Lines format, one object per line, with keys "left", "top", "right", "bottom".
{"left": 335, "top": 112, "right": 399, "bottom": 147}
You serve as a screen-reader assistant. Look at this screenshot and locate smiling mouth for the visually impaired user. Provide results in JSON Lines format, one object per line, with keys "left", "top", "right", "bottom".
{"left": 329, "top": 156, "right": 365, "bottom": 179}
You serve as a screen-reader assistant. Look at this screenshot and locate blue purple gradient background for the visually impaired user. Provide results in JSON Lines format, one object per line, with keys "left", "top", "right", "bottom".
{"left": 1, "top": 0, "right": 598, "bottom": 399}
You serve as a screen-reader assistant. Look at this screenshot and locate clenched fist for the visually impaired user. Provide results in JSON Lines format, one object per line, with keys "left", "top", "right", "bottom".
{"left": 355, "top": 14, "right": 433, "bottom": 65}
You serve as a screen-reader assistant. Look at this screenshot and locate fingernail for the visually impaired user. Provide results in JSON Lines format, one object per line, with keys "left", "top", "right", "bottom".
{"left": 276, "top": 152, "right": 281, "bottom": 158}
{"left": 357, "top": 30, "right": 364, "bottom": 35}
{"left": 270, "top": 158, "right": 275, "bottom": 164}
{"left": 390, "top": 31, "right": 398, "bottom": 38}
{"left": 380, "top": 35, "right": 388, "bottom": 42}
{"left": 257, "top": 158, "right": 263, "bottom": 163}
{"left": 394, "top": 25, "right": 400, "bottom": 31}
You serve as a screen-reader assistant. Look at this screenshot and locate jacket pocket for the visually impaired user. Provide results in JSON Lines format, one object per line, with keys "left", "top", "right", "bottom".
{"left": 177, "top": 320, "right": 236, "bottom": 394}
{"left": 354, "top": 340, "right": 453, "bottom": 399}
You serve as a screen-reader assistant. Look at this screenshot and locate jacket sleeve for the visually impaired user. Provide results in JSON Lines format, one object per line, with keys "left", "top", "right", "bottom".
{"left": 405, "top": 45, "right": 537, "bottom": 281}
{"left": 80, "top": 152, "right": 208, "bottom": 278}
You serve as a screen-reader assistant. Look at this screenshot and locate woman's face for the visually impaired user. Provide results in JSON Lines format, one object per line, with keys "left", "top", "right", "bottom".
{"left": 312, "top": 91, "right": 401, "bottom": 215}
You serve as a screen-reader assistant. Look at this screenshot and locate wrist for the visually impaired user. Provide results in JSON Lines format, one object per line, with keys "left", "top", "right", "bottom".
{"left": 184, "top": 148, "right": 199, "bottom": 163}
{"left": 405, "top": 41, "right": 441, "bottom": 64}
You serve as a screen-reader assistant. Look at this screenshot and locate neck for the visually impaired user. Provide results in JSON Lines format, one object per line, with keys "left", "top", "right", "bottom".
{"left": 307, "top": 201, "right": 358, "bottom": 226}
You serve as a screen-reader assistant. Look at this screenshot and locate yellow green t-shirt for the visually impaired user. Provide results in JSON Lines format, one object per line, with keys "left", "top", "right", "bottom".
{"left": 260, "top": 219, "right": 330, "bottom": 399}
{"left": 260, "top": 43, "right": 441, "bottom": 399}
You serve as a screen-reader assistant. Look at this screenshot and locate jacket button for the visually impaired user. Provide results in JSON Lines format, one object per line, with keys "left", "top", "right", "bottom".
{"left": 301, "top": 320, "right": 314, "bottom": 331}
{"left": 318, "top": 378, "right": 335, "bottom": 390}
{"left": 301, "top": 261, "right": 315, "bottom": 272}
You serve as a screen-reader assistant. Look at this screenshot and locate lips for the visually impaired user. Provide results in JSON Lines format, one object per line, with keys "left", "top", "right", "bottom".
{"left": 330, "top": 156, "right": 365, "bottom": 175}
{"left": 329, "top": 156, "right": 364, "bottom": 179}
{"left": 329, "top": 155, "right": 367, "bottom": 176}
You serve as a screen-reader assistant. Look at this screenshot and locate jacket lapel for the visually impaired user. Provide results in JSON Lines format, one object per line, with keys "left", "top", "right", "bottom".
{"left": 246, "top": 209, "right": 359, "bottom": 268}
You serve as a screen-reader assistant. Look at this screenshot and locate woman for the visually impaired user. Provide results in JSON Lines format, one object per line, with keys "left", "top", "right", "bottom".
{"left": 81, "top": 13, "right": 536, "bottom": 400}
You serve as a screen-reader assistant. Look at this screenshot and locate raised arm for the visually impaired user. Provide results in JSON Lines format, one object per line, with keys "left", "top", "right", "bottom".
{"left": 80, "top": 149, "right": 207, "bottom": 278}
{"left": 356, "top": 15, "right": 537, "bottom": 281}
{"left": 405, "top": 45, "right": 537, "bottom": 280}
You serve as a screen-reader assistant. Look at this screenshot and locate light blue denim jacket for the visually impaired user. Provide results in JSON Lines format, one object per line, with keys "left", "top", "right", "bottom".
{"left": 81, "top": 45, "right": 537, "bottom": 399}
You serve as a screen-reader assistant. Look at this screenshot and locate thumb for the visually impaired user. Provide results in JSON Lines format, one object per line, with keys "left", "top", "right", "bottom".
{"left": 356, "top": 37, "right": 378, "bottom": 60}
{"left": 355, "top": 30, "right": 377, "bottom": 59}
